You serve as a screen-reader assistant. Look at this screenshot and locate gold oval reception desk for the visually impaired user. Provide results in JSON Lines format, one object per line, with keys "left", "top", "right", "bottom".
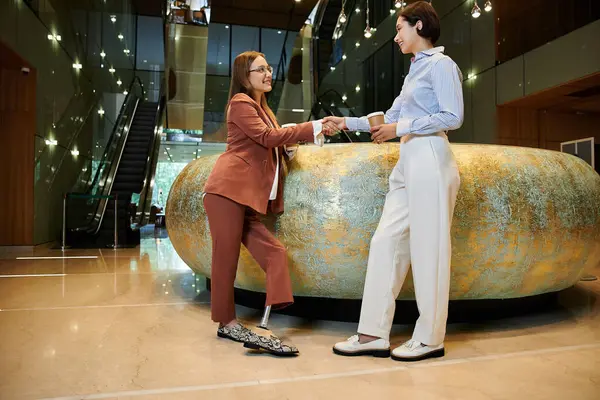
{"left": 166, "top": 143, "right": 600, "bottom": 301}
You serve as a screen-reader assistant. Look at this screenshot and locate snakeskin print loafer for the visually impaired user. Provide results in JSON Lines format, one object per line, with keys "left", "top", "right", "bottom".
{"left": 217, "top": 323, "right": 256, "bottom": 343}
{"left": 243, "top": 333, "right": 299, "bottom": 357}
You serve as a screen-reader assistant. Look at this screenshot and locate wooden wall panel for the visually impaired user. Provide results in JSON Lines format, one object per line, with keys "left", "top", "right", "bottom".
{"left": 497, "top": 107, "right": 540, "bottom": 148}
{"left": 497, "top": 106, "right": 600, "bottom": 154}
{"left": 540, "top": 112, "right": 600, "bottom": 151}
{"left": 0, "top": 41, "right": 35, "bottom": 245}
{"left": 496, "top": 0, "right": 600, "bottom": 63}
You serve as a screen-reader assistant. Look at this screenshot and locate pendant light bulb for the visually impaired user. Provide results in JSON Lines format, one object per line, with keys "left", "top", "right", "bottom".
{"left": 472, "top": 1, "right": 482, "bottom": 18}
{"left": 484, "top": 0, "right": 492, "bottom": 12}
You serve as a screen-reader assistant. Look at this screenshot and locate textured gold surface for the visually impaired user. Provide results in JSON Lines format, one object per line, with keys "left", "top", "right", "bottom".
{"left": 166, "top": 144, "right": 600, "bottom": 300}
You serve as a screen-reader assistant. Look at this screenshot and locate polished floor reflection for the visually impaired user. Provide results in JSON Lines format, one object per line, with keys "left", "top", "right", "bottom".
{"left": 1, "top": 229, "right": 599, "bottom": 399}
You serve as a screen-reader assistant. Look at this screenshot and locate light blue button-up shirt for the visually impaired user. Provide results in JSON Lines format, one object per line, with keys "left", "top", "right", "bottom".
{"left": 345, "top": 46, "right": 464, "bottom": 137}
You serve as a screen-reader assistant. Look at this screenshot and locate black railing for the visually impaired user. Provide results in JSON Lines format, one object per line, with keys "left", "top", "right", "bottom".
{"left": 267, "top": 2, "right": 298, "bottom": 113}
{"left": 133, "top": 78, "right": 167, "bottom": 227}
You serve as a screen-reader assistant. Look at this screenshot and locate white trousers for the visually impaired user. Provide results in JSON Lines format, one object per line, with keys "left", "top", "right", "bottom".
{"left": 357, "top": 133, "right": 460, "bottom": 345}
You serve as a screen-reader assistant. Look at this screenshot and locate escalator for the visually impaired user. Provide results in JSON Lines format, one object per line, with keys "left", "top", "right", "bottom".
{"left": 310, "top": 88, "right": 401, "bottom": 144}
{"left": 99, "top": 101, "right": 159, "bottom": 247}
{"left": 66, "top": 78, "right": 165, "bottom": 248}
{"left": 310, "top": 88, "right": 364, "bottom": 143}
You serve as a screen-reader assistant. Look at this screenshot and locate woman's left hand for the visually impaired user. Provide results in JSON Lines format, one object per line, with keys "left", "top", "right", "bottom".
{"left": 370, "top": 123, "right": 398, "bottom": 144}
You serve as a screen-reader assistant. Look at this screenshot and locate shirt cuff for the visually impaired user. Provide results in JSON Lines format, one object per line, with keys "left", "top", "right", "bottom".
{"left": 345, "top": 117, "right": 370, "bottom": 132}
{"left": 395, "top": 118, "right": 412, "bottom": 137}
{"left": 311, "top": 120, "right": 324, "bottom": 147}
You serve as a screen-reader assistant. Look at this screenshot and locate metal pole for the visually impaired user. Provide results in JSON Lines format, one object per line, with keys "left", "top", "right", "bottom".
{"left": 61, "top": 194, "right": 67, "bottom": 250}
{"left": 258, "top": 305, "right": 272, "bottom": 330}
{"left": 114, "top": 194, "right": 118, "bottom": 249}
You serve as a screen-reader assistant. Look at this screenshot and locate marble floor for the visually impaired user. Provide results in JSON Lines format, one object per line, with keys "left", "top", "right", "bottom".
{"left": 0, "top": 229, "right": 599, "bottom": 400}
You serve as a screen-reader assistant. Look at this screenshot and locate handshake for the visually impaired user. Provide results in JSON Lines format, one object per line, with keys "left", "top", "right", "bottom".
{"left": 321, "top": 116, "right": 399, "bottom": 144}
{"left": 321, "top": 117, "right": 344, "bottom": 136}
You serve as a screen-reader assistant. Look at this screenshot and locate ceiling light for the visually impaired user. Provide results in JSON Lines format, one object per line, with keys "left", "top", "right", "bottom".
{"left": 472, "top": 1, "right": 482, "bottom": 18}
{"left": 484, "top": 0, "right": 492, "bottom": 12}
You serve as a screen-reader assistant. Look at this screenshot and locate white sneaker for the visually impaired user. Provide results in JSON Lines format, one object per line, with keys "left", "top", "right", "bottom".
{"left": 333, "top": 335, "right": 391, "bottom": 358}
{"left": 391, "top": 339, "right": 445, "bottom": 361}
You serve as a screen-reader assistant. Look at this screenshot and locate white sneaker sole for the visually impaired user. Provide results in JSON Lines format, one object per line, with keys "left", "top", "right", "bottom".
{"left": 332, "top": 346, "right": 391, "bottom": 358}
{"left": 391, "top": 347, "right": 445, "bottom": 362}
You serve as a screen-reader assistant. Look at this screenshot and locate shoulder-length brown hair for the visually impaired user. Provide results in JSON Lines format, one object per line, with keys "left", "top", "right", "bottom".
{"left": 226, "top": 51, "right": 278, "bottom": 127}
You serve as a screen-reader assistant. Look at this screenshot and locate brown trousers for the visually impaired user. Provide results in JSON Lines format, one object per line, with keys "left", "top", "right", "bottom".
{"left": 203, "top": 193, "right": 294, "bottom": 324}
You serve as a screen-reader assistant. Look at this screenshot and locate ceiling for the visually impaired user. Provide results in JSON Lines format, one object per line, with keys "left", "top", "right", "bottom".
{"left": 132, "top": 0, "right": 164, "bottom": 17}
{"left": 502, "top": 72, "right": 600, "bottom": 114}
{"left": 210, "top": 0, "right": 320, "bottom": 30}
{"left": 128, "top": 0, "right": 321, "bottom": 31}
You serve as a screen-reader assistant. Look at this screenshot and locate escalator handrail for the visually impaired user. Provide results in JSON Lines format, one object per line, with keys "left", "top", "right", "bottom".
{"left": 133, "top": 78, "right": 167, "bottom": 227}
{"left": 268, "top": 1, "right": 297, "bottom": 111}
{"left": 81, "top": 77, "right": 145, "bottom": 235}
{"left": 89, "top": 97, "right": 141, "bottom": 235}
{"left": 320, "top": 88, "right": 359, "bottom": 117}
{"left": 312, "top": 0, "right": 330, "bottom": 38}
{"left": 87, "top": 77, "right": 146, "bottom": 193}
{"left": 312, "top": 88, "right": 359, "bottom": 119}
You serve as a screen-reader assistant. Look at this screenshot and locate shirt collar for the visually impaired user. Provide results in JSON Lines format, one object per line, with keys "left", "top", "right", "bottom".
{"left": 412, "top": 46, "right": 445, "bottom": 62}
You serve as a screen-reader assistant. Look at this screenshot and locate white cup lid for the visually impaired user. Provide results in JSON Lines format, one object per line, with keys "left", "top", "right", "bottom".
{"left": 367, "top": 111, "right": 384, "bottom": 118}
{"left": 281, "top": 123, "right": 297, "bottom": 128}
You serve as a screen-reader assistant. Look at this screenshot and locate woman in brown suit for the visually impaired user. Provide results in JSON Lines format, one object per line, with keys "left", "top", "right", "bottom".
{"left": 203, "top": 51, "right": 334, "bottom": 355}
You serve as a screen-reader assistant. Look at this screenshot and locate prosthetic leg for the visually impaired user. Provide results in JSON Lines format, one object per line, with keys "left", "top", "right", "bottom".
{"left": 244, "top": 304, "right": 298, "bottom": 356}
{"left": 258, "top": 305, "right": 272, "bottom": 330}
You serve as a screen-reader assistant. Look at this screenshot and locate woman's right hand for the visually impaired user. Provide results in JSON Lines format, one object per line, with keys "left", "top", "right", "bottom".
{"left": 323, "top": 116, "right": 347, "bottom": 131}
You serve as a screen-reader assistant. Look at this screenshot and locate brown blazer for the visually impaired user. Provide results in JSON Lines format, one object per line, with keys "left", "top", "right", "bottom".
{"left": 203, "top": 93, "right": 315, "bottom": 215}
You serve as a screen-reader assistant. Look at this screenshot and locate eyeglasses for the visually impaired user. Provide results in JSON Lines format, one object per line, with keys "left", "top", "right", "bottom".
{"left": 249, "top": 65, "right": 273, "bottom": 75}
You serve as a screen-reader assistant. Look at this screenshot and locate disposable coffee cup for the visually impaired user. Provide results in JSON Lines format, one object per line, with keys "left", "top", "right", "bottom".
{"left": 281, "top": 123, "right": 297, "bottom": 128}
{"left": 367, "top": 111, "right": 385, "bottom": 127}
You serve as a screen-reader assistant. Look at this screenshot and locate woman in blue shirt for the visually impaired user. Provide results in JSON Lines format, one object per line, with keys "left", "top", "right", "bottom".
{"left": 326, "top": 1, "right": 463, "bottom": 362}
